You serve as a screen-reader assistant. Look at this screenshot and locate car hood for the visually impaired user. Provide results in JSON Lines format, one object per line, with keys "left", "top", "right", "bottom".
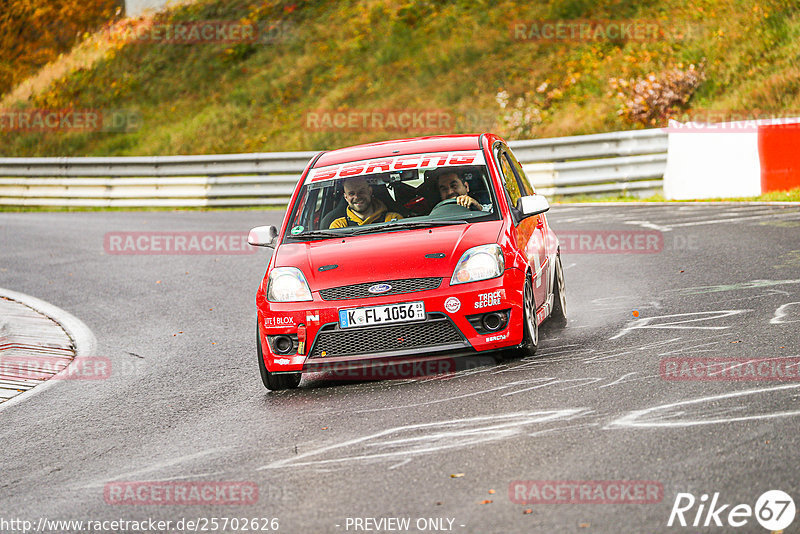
{"left": 274, "top": 221, "right": 504, "bottom": 290}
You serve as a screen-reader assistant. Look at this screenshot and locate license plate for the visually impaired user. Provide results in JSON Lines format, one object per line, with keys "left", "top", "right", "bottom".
{"left": 339, "top": 301, "right": 425, "bottom": 328}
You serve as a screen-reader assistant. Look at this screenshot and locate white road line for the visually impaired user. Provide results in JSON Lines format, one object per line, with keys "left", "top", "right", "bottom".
{"left": 606, "top": 383, "right": 800, "bottom": 428}
{"left": 668, "top": 210, "right": 800, "bottom": 228}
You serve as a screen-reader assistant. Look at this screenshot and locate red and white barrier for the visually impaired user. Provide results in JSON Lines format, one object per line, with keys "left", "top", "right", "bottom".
{"left": 664, "top": 118, "right": 800, "bottom": 199}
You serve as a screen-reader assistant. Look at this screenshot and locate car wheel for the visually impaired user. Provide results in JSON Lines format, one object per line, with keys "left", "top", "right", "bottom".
{"left": 517, "top": 275, "right": 539, "bottom": 356}
{"left": 257, "top": 322, "right": 301, "bottom": 390}
{"left": 550, "top": 253, "right": 567, "bottom": 328}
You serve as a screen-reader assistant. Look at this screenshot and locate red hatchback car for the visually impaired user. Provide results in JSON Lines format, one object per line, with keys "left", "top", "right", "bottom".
{"left": 248, "top": 134, "right": 566, "bottom": 390}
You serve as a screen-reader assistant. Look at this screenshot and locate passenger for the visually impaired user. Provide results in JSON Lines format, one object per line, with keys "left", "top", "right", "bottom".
{"left": 329, "top": 176, "right": 403, "bottom": 228}
{"left": 436, "top": 171, "right": 482, "bottom": 211}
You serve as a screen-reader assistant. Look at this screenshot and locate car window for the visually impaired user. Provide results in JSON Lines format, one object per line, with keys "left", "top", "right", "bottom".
{"left": 495, "top": 146, "right": 522, "bottom": 207}
{"left": 505, "top": 147, "right": 535, "bottom": 196}
{"left": 284, "top": 151, "right": 500, "bottom": 240}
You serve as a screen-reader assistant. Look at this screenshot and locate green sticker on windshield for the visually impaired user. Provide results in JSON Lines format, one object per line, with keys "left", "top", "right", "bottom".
{"left": 291, "top": 225, "right": 304, "bottom": 235}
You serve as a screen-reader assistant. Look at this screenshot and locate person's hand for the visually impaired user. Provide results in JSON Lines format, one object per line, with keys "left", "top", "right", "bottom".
{"left": 455, "top": 195, "right": 481, "bottom": 210}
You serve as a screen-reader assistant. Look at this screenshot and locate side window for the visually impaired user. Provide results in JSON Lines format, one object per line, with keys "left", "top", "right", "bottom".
{"left": 495, "top": 147, "right": 522, "bottom": 207}
{"left": 505, "top": 147, "right": 534, "bottom": 196}
{"left": 289, "top": 187, "right": 310, "bottom": 229}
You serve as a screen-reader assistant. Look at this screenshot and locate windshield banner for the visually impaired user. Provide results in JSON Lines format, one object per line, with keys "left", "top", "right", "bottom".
{"left": 308, "top": 152, "right": 487, "bottom": 182}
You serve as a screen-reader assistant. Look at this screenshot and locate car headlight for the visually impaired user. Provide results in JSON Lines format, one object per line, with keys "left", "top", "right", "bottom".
{"left": 451, "top": 244, "right": 505, "bottom": 285}
{"left": 267, "top": 267, "right": 313, "bottom": 302}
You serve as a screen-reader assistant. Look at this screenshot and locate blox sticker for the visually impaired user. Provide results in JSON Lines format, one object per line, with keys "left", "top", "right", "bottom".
{"left": 264, "top": 316, "right": 295, "bottom": 327}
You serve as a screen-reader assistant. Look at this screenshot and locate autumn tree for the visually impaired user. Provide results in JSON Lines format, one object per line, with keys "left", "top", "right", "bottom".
{"left": 0, "top": 0, "right": 122, "bottom": 96}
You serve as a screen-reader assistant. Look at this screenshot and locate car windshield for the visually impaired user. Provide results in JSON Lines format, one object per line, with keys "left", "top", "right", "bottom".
{"left": 285, "top": 151, "right": 499, "bottom": 240}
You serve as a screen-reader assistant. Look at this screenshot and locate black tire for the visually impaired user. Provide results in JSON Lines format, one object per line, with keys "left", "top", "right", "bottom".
{"left": 517, "top": 275, "right": 539, "bottom": 356}
{"left": 550, "top": 253, "right": 567, "bottom": 328}
{"left": 257, "top": 322, "right": 300, "bottom": 391}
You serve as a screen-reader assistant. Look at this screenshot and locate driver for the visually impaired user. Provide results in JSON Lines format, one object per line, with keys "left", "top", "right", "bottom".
{"left": 329, "top": 176, "right": 403, "bottom": 228}
{"left": 436, "top": 171, "right": 482, "bottom": 211}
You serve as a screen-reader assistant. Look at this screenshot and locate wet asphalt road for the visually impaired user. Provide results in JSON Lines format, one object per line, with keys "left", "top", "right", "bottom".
{"left": 1, "top": 203, "right": 800, "bottom": 534}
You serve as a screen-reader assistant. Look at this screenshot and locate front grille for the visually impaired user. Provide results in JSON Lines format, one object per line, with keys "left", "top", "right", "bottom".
{"left": 309, "top": 314, "right": 464, "bottom": 358}
{"left": 319, "top": 278, "right": 442, "bottom": 301}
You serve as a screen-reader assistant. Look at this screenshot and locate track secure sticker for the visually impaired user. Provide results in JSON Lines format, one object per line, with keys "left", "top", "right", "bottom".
{"left": 291, "top": 225, "right": 304, "bottom": 235}
{"left": 444, "top": 297, "right": 461, "bottom": 313}
{"left": 475, "top": 290, "right": 504, "bottom": 309}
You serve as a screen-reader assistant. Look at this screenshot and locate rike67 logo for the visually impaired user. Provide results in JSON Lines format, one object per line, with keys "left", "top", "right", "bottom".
{"left": 668, "top": 490, "right": 795, "bottom": 530}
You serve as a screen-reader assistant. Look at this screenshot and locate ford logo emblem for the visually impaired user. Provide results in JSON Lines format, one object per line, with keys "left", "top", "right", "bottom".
{"left": 368, "top": 283, "right": 392, "bottom": 294}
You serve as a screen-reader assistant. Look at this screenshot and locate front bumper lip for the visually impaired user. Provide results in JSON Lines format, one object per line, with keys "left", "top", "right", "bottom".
{"left": 302, "top": 346, "right": 480, "bottom": 372}
{"left": 257, "top": 268, "right": 525, "bottom": 372}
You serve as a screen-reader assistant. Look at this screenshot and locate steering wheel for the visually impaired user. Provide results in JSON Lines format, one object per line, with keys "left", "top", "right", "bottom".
{"left": 432, "top": 198, "right": 459, "bottom": 210}
{"left": 429, "top": 197, "right": 473, "bottom": 217}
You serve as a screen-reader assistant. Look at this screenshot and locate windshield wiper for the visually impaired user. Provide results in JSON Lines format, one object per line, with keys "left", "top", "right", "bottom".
{"left": 288, "top": 230, "right": 343, "bottom": 240}
{"left": 349, "top": 220, "right": 468, "bottom": 234}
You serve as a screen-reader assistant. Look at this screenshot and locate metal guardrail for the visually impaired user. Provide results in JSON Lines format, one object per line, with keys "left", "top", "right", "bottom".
{"left": 509, "top": 128, "right": 667, "bottom": 197}
{"left": 0, "top": 129, "right": 667, "bottom": 207}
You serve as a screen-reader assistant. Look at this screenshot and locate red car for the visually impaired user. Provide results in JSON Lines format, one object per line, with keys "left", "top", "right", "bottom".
{"left": 248, "top": 134, "right": 566, "bottom": 390}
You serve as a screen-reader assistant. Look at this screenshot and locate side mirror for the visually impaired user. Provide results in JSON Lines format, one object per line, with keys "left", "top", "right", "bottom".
{"left": 517, "top": 194, "right": 550, "bottom": 217}
{"left": 248, "top": 225, "right": 278, "bottom": 248}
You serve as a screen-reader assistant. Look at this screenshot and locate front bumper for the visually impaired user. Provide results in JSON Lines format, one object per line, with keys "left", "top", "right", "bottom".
{"left": 257, "top": 268, "right": 526, "bottom": 373}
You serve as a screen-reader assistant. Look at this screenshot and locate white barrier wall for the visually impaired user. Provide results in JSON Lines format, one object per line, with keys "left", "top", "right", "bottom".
{"left": 664, "top": 123, "right": 761, "bottom": 200}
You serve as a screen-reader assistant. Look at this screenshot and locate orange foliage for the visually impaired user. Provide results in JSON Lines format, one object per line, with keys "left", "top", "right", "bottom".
{"left": 0, "top": 0, "right": 121, "bottom": 96}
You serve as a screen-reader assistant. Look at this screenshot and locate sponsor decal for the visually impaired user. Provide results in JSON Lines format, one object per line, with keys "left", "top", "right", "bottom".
{"left": 264, "top": 316, "right": 295, "bottom": 327}
{"left": 475, "top": 290, "right": 504, "bottom": 309}
{"left": 536, "top": 305, "right": 548, "bottom": 325}
{"left": 305, "top": 312, "right": 320, "bottom": 324}
{"left": 486, "top": 333, "right": 508, "bottom": 342}
{"left": 309, "top": 152, "right": 485, "bottom": 181}
{"left": 444, "top": 297, "right": 461, "bottom": 313}
{"left": 368, "top": 283, "right": 392, "bottom": 294}
{"left": 274, "top": 358, "right": 291, "bottom": 365}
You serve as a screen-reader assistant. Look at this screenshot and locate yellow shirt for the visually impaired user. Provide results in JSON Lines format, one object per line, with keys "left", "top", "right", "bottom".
{"left": 329, "top": 199, "right": 403, "bottom": 228}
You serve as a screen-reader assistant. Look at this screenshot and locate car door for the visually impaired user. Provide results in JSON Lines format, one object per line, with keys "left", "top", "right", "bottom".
{"left": 493, "top": 143, "right": 549, "bottom": 312}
